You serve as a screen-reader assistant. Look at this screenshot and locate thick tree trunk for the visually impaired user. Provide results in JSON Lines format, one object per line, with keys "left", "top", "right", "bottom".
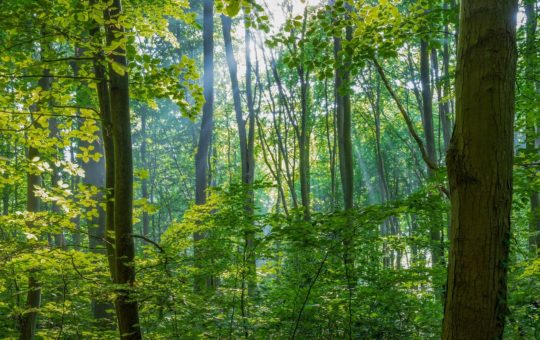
{"left": 194, "top": 0, "right": 215, "bottom": 291}
{"left": 443, "top": 0, "right": 517, "bottom": 338}
{"left": 107, "top": 0, "right": 142, "bottom": 337}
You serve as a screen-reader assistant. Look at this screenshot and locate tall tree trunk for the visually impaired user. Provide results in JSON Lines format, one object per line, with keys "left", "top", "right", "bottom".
{"left": 2, "top": 144, "right": 10, "bottom": 216}
{"left": 431, "top": 48, "right": 451, "bottom": 151}
{"left": 323, "top": 79, "right": 337, "bottom": 210}
{"left": 48, "top": 118, "right": 66, "bottom": 248}
{"left": 443, "top": 0, "right": 517, "bottom": 337}
{"left": 221, "top": 14, "right": 257, "bottom": 300}
{"left": 525, "top": 0, "right": 540, "bottom": 256}
{"left": 140, "top": 108, "right": 150, "bottom": 238}
{"left": 420, "top": 40, "right": 443, "bottom": 267}
{"left": 243, "top": 17, "right": 257, "bottom": 299}
{"left": 194, "top": 0, "right": 215, "bottom": 291}
{"left": 80, "top": 124, "right": 111, "bottom": 322}
{"left": 334, "top": 27, "right": 354, "bottom": 212}
{"left": 298, "top": 67, "right": 311, "bottom": 221}
{"left": 107, "top": 0, "right": 142, "bottom": 337}
{"left": 20, "top": 72, "right": 50, "bottom": 340}
{"left": 90, "top": 0, "right": 117, "bottom": 289}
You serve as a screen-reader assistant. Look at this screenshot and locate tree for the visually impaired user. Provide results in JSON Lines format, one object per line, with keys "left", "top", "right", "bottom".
{"left": 524, "top": 0, "right": 540, "bottom": 256}
{"left": 443, "top": 0, "right": 517, "bottom": 337}
{"left": 221, "top": 12, "right": 257, "bottom": 303}
{"left": 20, "top": 70, "right": 51, "bottom": 340}
{"left": 194, "top": 0, "right": 215, "bottom": 291}
{"left": 106, "top": 0, "right": 142, "bottom": 337}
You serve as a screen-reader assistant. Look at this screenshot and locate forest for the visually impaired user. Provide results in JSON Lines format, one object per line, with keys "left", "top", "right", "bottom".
{"left": 0, "top": 0, "right": 538, "bottom": 338}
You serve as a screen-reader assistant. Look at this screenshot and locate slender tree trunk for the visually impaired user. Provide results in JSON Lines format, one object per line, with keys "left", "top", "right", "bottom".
{"left": 244, "top": 19, "right": 257, "bottom": 298}
{"left": 298, "top": 68, "right": 311, "bottom": 221}
{"left": 141, "top": 108, "right": 150, "bottom": 238}
{"left": 194, "top": 0, "right": 215, "bottom": 291}
{"left": 334, "top": 27, "right": 354, "bottom": 212}
{"left": 107, "top": 0, "right": 142, "bottom": 337}
{"left": 48, "top": 117, "right": 66, "bottom": 248}
{"left": 525, "top": 0, "right": 540, "bottom": 256}
{"left": 323, "top": 79, "right": 337, "bottom": 210}
{"left": 90, "top": 0, "right": 116, "bottom": 287}
{"left": 2, "top": 144, "right": 9, "bottom": 216}
{"left": 420, "top": 40, "right": 443, "bottom": 268}
{"left": 80, "top": 121, "right": 111, "bottom": 322}
{"left": 333, "top": 14, "right": 355, "bottom": 335}
{"left": 443, "top": 0, "right": 517, "bottom": 337}
{"left": 20, "top": 72, "right": 50, "bottom": 340}
{"left": 20, "top": 146, "right": 42, "bottom": 340}
{"left": 222, "top": 14, "right": 257, "bottom": 298}
{"left": 431, "top": 48, "right": 451, "bottom": 151}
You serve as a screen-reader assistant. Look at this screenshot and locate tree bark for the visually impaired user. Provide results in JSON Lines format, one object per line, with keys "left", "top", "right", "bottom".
{"left": 431, "top": 48, "right": 452, "bottom": 152}
{"left": 20, "top": 72, "right": 50, "bottom": 340}
{"left": 525, "top": 0, "right": 540, "bottom": 256}
{"left": 420, "top": 40, "right": 443, "bottom": 267}
{"left": 106, "top": 0, "right": 142, "bottom": 337}
{"left": 443, "top": 0, "right": 517, "bottom": 337}
{"left": 194, "top": 0, "right": 215, "bottom": 291}
{"left": 140, "top": 108, "right": 150, "bottom": 238}
{"left": 334, "top": 26, "right": 354, "bottom": 212}
{"left": 80, "top": 122, "right": 111, "bottom": 322}
{"left": 298, "top": 68, "right": 311, "bottom": 221}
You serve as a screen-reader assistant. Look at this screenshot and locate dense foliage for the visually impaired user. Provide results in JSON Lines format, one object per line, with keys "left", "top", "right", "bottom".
{"left": 0, "top": 0, "right": 538, "bottom": 338}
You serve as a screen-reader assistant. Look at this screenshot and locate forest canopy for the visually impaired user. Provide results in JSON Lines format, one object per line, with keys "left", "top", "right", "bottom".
{"left": 0, "top": 0, "right": 538, "bottom": 338}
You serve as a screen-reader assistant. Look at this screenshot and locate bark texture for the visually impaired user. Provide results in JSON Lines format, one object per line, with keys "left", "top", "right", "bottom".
{"left": 107, "top": 0, "right": 142, "bottom": 337}
{"left": 443, "top": 0, "right": 517, "bottom": 338}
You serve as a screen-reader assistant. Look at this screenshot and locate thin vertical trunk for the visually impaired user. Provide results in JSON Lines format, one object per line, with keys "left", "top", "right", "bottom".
{"left": 90, "top": 0, "right": 116, "bottom": 287}
{"left": 222, "top": 13, "right": 257, "bottom": 301}
{"left": 298, "top": 9, "right": 311, "bottom": 222}
{"left": 323, "top": 79, "right": 337, "bottom": 210}
{"left": 2, "top": 144, "right": 9, "bottom": 216}
{"left": 443, "top": 1, "right": 454, "bottom": 127}
{"left": 443, "top": 0, "right": 517, "bottom": 337}
{"left": 141, "top": 109, "right": 150, "bottom": 238}
{"left": 48, "top": 117, "right": 66, "bottom": 248}
{"left": 334, "top": 25, "right": 354, "bottom": 212}
{"left": 525, "top": 0, "right": 540, "bottom": 256}
{"left": 194, "top": 0, "right": 215, "bottom": 291}
{"left": 420, "top": 41, "right": 437, "bottom": 173}
{"left": 431, "top": 48, "right": 451, "bottom": 151}
{"left": 244, "top": 18, "right": 257, "bottom": 298}
{"left": 333, "top": 5, "right": 355, "bottom": 333}
{"left": 298, "top": 68, "right": 310, "bottom": 221}
{"left": 107, "top": 0, "right": 141, "bottom": 337}
{"left": 420, "top": 40, "right": 443, "bottom": 267}
{"left": 20, "top": 72, "right": 50, "bottom": 340}
{"left": 80, "top": 119, "right": 111, "bottom": 322}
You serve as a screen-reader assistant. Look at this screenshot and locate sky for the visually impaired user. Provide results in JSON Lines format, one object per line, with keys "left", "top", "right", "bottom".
{"left": 262, "top": 0, "right": 323, "bottom": 32}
